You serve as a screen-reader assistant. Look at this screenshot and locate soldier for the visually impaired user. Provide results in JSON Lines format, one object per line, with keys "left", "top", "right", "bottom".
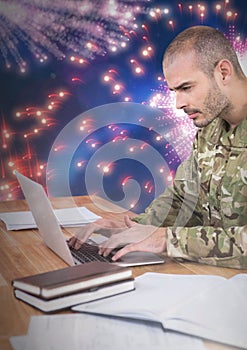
{"left": 69, "top": 26, "right": 247, "bottom": 269}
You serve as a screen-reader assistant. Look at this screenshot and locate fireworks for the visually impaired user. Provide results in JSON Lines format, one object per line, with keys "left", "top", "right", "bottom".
{"left": 0, "top": 0, "right": 149, "bottom": 73}
{"left": 1, "top": 0, "right": 247, "bottom": 210}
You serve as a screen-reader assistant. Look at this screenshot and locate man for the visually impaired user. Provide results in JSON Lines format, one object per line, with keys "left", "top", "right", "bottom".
{"left": 69, "top": 26, "right": 247, "bottom": 269}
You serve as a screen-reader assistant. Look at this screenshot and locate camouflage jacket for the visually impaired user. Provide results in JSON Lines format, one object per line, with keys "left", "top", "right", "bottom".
{"left": 133, "top": 116, "right": 247, "bottom": 269}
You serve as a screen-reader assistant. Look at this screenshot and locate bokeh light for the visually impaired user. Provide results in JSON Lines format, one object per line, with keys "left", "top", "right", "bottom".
{"left": 1, "top": 0, "right": 247, "bottom": 211}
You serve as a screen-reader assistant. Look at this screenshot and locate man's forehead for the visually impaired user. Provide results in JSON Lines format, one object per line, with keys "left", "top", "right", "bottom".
{"left": 163, "top": 50, "right": 197, "bottom": 70}
{"left": 163, "top": 55, "right": 203, "bottom": 90}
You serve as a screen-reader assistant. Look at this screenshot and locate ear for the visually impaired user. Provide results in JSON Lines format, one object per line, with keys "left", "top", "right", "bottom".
{"left": 215, "top": 59, "right": 233, "bottom": 85}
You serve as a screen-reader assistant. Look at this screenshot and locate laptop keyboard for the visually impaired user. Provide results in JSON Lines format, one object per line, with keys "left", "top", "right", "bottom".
{"left": 69, "top": 242, "right": 113, "bottom": 264}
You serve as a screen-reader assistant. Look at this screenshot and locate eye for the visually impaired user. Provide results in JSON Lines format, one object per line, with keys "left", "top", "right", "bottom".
{"left": 182, "top": 86, "right": 191, "bottom": 91}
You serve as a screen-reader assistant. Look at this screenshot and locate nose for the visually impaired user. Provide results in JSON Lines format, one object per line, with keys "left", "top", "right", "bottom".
{"left": 175, "top": 92, "right": 188, "bottom": 110}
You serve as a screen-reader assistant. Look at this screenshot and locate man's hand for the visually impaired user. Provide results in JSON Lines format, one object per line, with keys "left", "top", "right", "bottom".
{"left": 68, "top": 216, "right": 134, "bottom": 250}
{"left": 98, "top": 225, "right": 167, "bottom": 259}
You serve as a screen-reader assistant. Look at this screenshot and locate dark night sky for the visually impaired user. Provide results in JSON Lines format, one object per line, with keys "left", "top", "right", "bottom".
{"left": 1, "top": 0, "right": 247, "bottom": 212}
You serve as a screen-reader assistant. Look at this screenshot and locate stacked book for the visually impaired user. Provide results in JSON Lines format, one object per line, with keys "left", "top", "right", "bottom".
{"left": 12, "top": 262, "right": 134, "bottom": 312}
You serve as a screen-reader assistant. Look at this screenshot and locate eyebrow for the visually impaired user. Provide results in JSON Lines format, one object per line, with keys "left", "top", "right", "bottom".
{"left": 169, "top": 81, "right": 194, "bottom": 92}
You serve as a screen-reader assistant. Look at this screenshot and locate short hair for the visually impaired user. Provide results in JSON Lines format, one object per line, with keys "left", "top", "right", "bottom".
{"left": 163, "top": 25, "right": 244, "bottom": 77}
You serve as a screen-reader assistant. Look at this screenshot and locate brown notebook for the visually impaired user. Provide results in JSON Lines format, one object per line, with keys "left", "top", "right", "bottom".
{"left": 14, "top": 279, "right": 135, "bottom": 312}
{"left": 12, "top": 261, "right": 133, "bottom": 299}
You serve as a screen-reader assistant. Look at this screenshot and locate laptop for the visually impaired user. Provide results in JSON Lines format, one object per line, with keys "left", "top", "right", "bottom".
{"left": 15, "top": 170, "right": 165, "bottom": 267}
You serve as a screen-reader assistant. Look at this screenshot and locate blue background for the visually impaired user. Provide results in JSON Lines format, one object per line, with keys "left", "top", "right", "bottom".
{"left": 1, "top": 0, "right": 247, "bottom": 213}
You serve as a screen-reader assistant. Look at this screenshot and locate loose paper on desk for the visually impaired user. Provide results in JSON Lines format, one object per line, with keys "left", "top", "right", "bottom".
{"left": 10, "top": 313, "right": 206, "bottom": 350}
{"left": 73, "top": 272, "right": 247, "bottom": 349}
{"left": 0, "top": 206, "right": 101, "bottom": 230}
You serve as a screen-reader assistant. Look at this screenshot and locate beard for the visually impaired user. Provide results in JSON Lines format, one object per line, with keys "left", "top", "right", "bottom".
{"left": 186, "top": 83, "right": 233, "bottom": 128}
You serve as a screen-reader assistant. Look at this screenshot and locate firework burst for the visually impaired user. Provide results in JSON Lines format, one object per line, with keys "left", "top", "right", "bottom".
{"left": 0, "top": 0, "right": 149, "bottom": 73}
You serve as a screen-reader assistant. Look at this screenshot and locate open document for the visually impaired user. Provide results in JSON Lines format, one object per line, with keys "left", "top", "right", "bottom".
{"left": 0, "top": 206, "right": 101, "bottom": 230}
{"left": 10, "top": 313, "right": 205, "bottom": 350}
{"left": 73, "top": 272, "right": 247, "bottom": 349}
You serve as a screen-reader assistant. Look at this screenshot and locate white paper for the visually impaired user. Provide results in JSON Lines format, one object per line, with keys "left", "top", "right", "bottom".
{"left": 73, "top": 272, "right": 247, "bottom": 349}
{"left": 0, "top": 206, "right": 101, "bottom": 230}
{"left": 10, "top": 314, "right": 206, "bottom": 350}
{"left": 165, "top": 273, "right": 247, "bottom": 349}
{"left": 73, "top": 273, "right": 226, "bottom": 321}
{"left": 9, "top": 335, "right": 27, "bottom": 350}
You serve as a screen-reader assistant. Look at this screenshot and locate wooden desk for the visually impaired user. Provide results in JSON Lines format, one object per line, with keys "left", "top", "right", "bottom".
{"left": 0, "top": 196, "right": 246, "bottom": 350}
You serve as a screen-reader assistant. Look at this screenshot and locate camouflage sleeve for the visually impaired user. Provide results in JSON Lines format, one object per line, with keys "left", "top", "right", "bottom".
{"left": 132, "top": 146, "right": 202, "bottom": 227}
{"left": 166, "top": 225, "right": 247, "bottom": 269}
{"left": 132, "top": 119, "right": 247, "bottom": 269}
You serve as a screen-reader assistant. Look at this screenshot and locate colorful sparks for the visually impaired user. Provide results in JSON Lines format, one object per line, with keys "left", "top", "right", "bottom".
{"left": 0, "top": 0, "right": 247, "bottom": 211}
{"left": 0, "top": 0, "right": 149, "bottom": 73}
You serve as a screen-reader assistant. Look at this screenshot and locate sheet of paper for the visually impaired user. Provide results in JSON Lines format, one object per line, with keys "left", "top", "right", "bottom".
{"left": 10, "top": 314, "right": 206, "bottom": 350}
{"left": 0, "top": 207, "right": 101, "bottom": 230}
{"left": 54, "top": 207, "right": 101, "bottom": 224}
{"left": 165, "top": 273, "right": 247, "bottom": 349}
{"left": 0, "top": 211, "right": 36, "bottom": 230}
{"left": 9, "top": 335, "right": 27, "bottom": 350}
{"left": 73, "top": 273, "right": 226, "bottom": 321}
{"left": 73, "top": 272, "right": 247, "bottom": 349}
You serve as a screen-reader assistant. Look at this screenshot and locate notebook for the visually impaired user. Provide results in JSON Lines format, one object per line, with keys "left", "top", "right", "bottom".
{"left": 15, "top": 171, "right": 165, "bottom": 267}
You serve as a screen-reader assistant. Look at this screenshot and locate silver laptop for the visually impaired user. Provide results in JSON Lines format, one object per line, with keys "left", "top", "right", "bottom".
{"left": 15, "top": 171, "right": 165, "bottom": 267}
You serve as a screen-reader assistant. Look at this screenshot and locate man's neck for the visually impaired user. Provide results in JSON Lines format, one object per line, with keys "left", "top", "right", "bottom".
{"left": 226, "top": 80, "right": 247, "bottom": 128}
